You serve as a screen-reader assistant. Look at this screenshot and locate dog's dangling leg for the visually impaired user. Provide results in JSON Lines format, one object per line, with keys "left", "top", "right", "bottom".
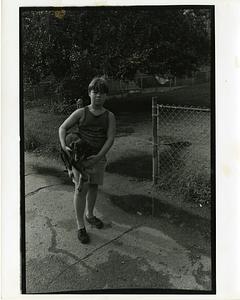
{"left": 77, "top": 182, "right": 83, "bottom": 192}
{"left": 77, "top": 178, "right": 85, "bottom": 192}
{"left": 68, "top": 169, "right": 76, "bottom": 184}
{"left": 77, "top": 174, "right": 88, "bottom": 192}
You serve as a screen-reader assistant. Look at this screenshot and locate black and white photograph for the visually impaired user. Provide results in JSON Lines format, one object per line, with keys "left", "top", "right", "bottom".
{"left": 4, "top": 0, "right": 240, "bottom": 298}
{"left": 20, "top": 5, "right": 215, "bottom": 294}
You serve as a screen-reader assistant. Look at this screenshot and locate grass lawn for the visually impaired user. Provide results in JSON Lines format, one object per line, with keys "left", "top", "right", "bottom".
{"left": 155, "top": 82, "right": 210, "bottom": 107}
{"left": 105, "top": 82, "right": 211, "bottom": 113}
{"left": 24, "top": 108, "right": 66, "bottom": 155}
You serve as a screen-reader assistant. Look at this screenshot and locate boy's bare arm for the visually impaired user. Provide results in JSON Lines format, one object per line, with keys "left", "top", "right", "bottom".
{"left": 59, "top": 109, "right": 83, "bottom": 150}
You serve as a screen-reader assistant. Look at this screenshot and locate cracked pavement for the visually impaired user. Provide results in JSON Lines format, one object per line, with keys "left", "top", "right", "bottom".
{"left": 24, "top": 154, "right": 212, "bottom": 293}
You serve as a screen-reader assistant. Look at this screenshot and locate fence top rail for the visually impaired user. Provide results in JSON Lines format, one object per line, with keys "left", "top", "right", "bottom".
{"left": 157, "top": 104, "right": 210, "bottom": 112}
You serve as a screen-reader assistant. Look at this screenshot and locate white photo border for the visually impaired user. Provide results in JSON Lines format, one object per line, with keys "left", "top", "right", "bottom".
{"left": 2, "top": 0, "right": 240, "bottom": 299}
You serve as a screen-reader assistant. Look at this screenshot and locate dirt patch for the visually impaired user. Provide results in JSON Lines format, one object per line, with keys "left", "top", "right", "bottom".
{"left": 116, "top": 126, "right": 135, "bottom": 137}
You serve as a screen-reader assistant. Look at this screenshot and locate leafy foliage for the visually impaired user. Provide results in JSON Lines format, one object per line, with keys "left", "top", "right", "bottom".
{"left": 21, "top": 7, "right": 211, "bottom": 99}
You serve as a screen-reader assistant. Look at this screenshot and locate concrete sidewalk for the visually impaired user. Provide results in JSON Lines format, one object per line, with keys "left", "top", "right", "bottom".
{"left": 24, "top": 156, "right": 212, "bottom": 293}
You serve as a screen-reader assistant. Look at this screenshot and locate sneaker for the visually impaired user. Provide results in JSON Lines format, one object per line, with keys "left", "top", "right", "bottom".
{"left": 85, "top": 215, "right": 104, "bottom": 229}
{"left": 77, "top": 227, "right": 90, "bottom": 244}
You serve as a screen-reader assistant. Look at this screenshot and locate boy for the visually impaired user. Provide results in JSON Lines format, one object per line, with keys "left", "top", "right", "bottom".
{"left": 59, "top": 77, "right": 116, "bottom": 244}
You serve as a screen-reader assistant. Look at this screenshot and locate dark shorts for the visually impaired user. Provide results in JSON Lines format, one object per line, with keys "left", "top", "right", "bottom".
{"left": 72, "top": 157, "right": 107, "bottom": 185}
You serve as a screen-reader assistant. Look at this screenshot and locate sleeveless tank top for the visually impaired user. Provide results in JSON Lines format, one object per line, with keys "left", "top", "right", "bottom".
{"left": 78, "top": 106, "right": 109, "bottom": 151}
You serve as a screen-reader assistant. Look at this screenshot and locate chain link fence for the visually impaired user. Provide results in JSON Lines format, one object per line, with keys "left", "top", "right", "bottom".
{"left": 152, "top": 97, "right": 211, "bottom": 205}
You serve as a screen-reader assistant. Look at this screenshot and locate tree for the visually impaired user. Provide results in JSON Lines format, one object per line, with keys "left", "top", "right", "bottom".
{"left": 21, "top": 7, "right": 211, "bottom": 100}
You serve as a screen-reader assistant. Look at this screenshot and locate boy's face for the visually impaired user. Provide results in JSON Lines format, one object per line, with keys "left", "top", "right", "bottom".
{"left": 89, "top": 90, "right": 107, "bottom": 108}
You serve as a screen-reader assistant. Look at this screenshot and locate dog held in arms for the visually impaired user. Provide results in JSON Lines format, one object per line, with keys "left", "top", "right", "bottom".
{"left": 61, "top": 132, "right": 98, "bottom": 191}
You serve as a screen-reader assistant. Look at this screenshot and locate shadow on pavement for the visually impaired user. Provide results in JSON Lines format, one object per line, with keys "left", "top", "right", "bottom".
{"left": 109, "top": 194, "right": 211, "bottom": 256}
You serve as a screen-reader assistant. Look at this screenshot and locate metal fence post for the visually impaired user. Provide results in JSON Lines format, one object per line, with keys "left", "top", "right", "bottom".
{"left": 152, "top": 97, "right": 158, "bottom": 185}
{"left": 152, "top": 97, "right": 159, "bottom": 216}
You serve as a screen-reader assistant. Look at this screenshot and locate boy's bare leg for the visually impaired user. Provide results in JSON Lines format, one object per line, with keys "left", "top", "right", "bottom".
{"left": 72, "top": 167, "right": 89, "bottom": 229}
{"left": 86, "top": 183, "right": 98, "bottom": 218}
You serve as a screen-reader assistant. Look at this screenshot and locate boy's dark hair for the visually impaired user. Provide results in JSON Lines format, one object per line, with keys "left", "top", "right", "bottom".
{"left": 88, "top": 77, "right": 109, "bottom": 94}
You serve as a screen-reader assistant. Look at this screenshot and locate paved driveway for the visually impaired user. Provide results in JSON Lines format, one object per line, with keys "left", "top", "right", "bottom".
{"left": 24, "top": 155, "right": 212, "bottom": 293}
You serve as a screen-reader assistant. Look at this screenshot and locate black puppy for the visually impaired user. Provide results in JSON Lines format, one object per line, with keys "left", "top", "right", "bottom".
{"left": 61, "top": 133, "right": 98, "bottom": 191}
